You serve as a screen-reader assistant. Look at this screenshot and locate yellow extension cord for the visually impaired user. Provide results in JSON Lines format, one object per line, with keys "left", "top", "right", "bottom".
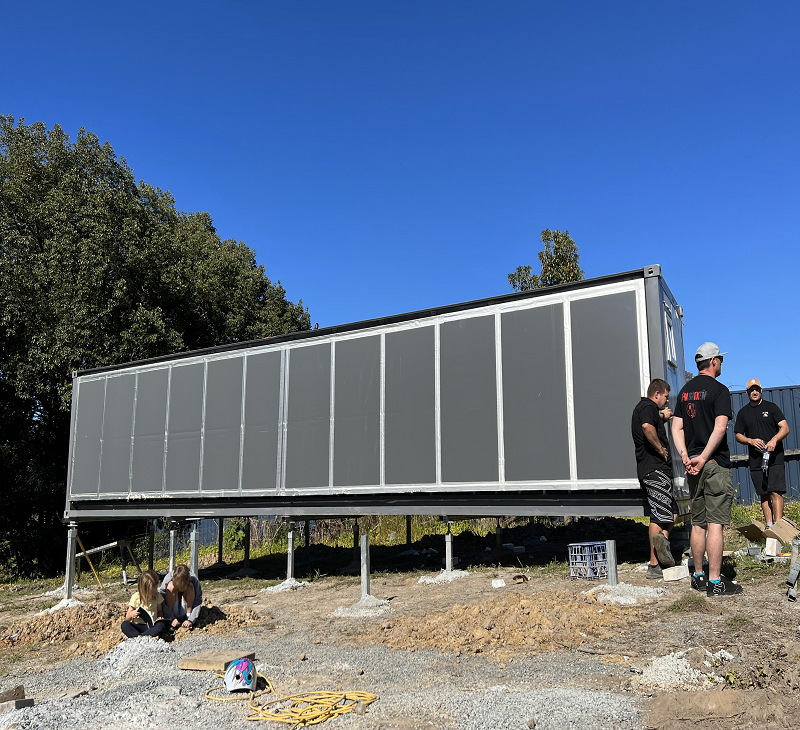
{"left": 205, "top": 671, "right": 379, "bottom": 727}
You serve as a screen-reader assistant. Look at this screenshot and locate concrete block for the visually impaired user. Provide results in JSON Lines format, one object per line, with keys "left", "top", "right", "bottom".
{"left": 765, "top": 538, "right": 779, "bottom": 557}
{"left": 662, "top": 565, "right": 689, "bottom": 582}
{"left": 513, "top": 546, "right": 525, "bottom": 553}
{"left": 491, "top": 579, "right": 506, "bottom": 589}
{"left": 0, "top": 699, "right": 34, "bottom": 714}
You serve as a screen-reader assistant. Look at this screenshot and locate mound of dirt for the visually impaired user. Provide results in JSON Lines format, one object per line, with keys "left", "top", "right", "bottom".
{"left": 0, "top": 601, "right": 122, "bottom": 649}
{"left": 648, "top": 689, "right": 800, "bottom": 729}
{"left": 171, "top": 600, "right": 263, "bottom": 640}
{"left": 0, "top": 598, "right": 266, "bottom": 660}
{"left": 369, "top": 589, "right": 632, "bottom": 656}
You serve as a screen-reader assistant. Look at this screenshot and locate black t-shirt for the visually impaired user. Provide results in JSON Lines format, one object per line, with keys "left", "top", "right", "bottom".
{"left": 734, "top": 399, "right": 786, "bottom": 469}
{"left": 675, "top": 374, "right": 733, "bottom": 469}
{"left": 631, "top": 397, "right": 673, "bottom": 479}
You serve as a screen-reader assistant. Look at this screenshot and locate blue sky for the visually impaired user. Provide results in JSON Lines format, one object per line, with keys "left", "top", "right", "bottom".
{"left": 3, "top": 2, "right": 798, "bottom": 392}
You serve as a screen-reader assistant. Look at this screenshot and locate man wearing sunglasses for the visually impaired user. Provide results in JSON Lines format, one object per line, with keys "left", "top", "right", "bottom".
{"left": 672, "top": 342, "right": 742, "bottom": 597}
{"left": 734, "top": 378, "right": 790, "bottom": 527}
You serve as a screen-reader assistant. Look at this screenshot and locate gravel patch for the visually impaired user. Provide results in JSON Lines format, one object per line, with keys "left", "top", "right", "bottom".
{"left": 331, "top": 594, "right": 391, "bottom": 618}
{"left": 417, "top": 570, "right": 470, "bottom": 585}
{"left": 36, "top": 598, "right": 84, "bottom": 615}
{"left": 632, "top": 651, "right": 715, "bottom": 691}
{"left": 0, "top": 629, "right": 643, "bottom": 730}
{"left": 584, "top": 582, "right": 666, "bottom": 605}
{"left": 262, "top": 578, "right": 309, "bottom": 593}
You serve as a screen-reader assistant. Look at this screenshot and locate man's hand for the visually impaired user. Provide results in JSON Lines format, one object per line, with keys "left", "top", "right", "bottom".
{"left": 661, "top": 407, "right": 673, "bottom": 421}
{"left": 766, "top": 439, "right": 778, "bottom": 453}
{"left": 688, "top": 455, "right": 706, "bottom": 475}
{"left": 660, "top": 446, "right": 670, "bottom": 462}
{"left": 171, "top": 618, "right": 180, "bottom": 628}
{"left": 751, "top": 437, "right": 766, "bottom": 451}
{"left": 181, "top": 620, "right": 192, "bottom": 629}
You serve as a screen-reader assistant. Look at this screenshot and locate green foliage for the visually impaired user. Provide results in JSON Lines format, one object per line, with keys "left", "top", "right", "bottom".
{"left": 726, "top": 614, "right": 753, "bottom": 630}
{"left": 0, "top": 116, "right": 310, "bottom": 576}
{"left": 508, "top": 229, "right": 585, "bottom": 292}
{"left": 223, "top": 519, "right": 247, "bottom": 552}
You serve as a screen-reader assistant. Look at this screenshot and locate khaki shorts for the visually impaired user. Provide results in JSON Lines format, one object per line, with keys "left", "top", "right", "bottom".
{"left": 687, "top": 461, "right": 734, "bottom": 527}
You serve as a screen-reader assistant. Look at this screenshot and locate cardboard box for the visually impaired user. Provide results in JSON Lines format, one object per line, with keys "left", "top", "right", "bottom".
{"left": 764, "top": 517, "right": 800, "bottom": 544}
{"left": 734, "top": 520, "right": 767, "bottom": 542}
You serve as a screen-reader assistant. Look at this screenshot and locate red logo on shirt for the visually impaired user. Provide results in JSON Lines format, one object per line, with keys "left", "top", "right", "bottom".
{"left": 687, "top": 403, "right": 696, "bottom": 419}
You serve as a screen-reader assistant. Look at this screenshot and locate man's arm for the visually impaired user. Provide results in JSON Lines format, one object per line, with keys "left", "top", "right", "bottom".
{"left": 690, "top": 415, "right": 729, "bottom": 472}
{"left": 767, "top": 420, "right": 790, "bottom": 452}
{"left": 736, "top": 432, "right": 766, "bottom": 450}
{"left": 670, "top": 417, "right": 692, "bottom": 470}
{"left": 642, "top": 423, "right": 669, "bottom": 461}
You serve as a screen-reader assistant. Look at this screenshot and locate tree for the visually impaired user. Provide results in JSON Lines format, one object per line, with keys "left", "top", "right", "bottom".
{"left": 0, "top": 116, "right": 310, "bottom": 575}
{"left": 508, "top": 229, "right": 585, "bottom": 292}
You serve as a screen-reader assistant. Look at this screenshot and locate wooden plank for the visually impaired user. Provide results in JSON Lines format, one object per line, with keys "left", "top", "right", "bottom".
{"left": 0, "top": 686, "right": 24, "bottom": 703}
{"left": 178, "top": 649, "right": 256, "bottom": 672}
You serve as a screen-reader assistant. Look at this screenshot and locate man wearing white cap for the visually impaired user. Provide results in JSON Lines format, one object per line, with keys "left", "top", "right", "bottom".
{"left": 671, "top": 342, "right": 742, "bottom": 597}
{"left": 734, "top": 379, "right": 790, "bottom": 527}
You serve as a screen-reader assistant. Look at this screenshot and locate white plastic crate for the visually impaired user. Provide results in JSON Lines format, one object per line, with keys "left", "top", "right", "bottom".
{"left": 568, "top": 541, "right": 608, "bottom": 580}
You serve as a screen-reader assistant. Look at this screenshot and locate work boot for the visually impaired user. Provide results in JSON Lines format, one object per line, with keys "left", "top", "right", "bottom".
{"left": 652, "top": 533, "right": 675, "bottom": 567}
{"left": 646, "top": 564, "right": 663, "bottom": 580}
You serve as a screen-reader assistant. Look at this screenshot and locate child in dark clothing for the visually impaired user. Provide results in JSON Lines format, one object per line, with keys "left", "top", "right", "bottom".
{"left": 121, "top": 569, "right": 166, "bottom": 638}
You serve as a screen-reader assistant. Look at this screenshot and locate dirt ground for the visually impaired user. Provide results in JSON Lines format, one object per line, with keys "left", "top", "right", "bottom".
{"left": 2, "top": 518, "right": 800, "bottom": 728}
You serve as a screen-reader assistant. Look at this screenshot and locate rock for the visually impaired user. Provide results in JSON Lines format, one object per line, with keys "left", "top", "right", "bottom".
{"left": 357, "top": 668, "right": 364, "bottom": 675}
{"left": 154, "top": 685, "right": 182, "bottom": 698}
{"left": 0, "top": 699, "right": 34, "bottom": 714}
{"left": 528, "top": 719, "right": 536, "bottom": 729}
{"left": 299, "top": 653, "right": 307, "bottom": 661}
{"left": 65, "top": 689, "right": 88, "bottom": 699}
{"left": 0, "top": 686, "right": 24, "bottom": 703}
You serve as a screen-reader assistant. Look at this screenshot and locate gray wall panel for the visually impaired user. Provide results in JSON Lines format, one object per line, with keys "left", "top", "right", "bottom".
{"left": 571, "top": 293, "right": 640, "bottom": 479}
{"left": 165, "top": 363, "right": 204, "bottom": 493}
{"left": 333, "top": 337, "right": 380, "bottom": 486}
{"left": 71, "top": 378, "right": 105, "bottom": 496}
{"left": 285, "top": 344, "right": 331, "bottom": 490}
{"left": 203, "top": 358, "right": 244, "bottom": 492}
{"left": 242, "top": 351, "right": 281, "bottom": 493}
{"left": 501, "top": 305, "right": 570, "bottom": 481}
{"left": 131, "top": 369, "right": 169, "bottom": 493}
{"left": 385, "top": 327, "right": 436, "bottom": 485}
{"left": 99, "top": 374, "right": 135, "bottom": 494}
{"left": 440, "top": 317, "right": 499, "bottom": 482}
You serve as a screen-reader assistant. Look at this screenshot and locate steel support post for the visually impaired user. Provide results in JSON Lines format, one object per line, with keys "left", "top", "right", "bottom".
{"left": 189, "top": 522, "right": 199, "bottom": 577}
{"left": 148, "top": 520, "right": 155, "bottom": 571}
{"left": 169, "top": 529, "right": 177, "bottom": 574}
{"left": 243, "top": 519, "right": 251, "bottom": 571}
{"left": 445, "top": 526, "right": 453, "bottom": 572}
{"left": 120, "top": 542, "right": 128, "bottom": 585}
{"left": 406, "top": 515, "right": 412, "bottom": 547}
{"left": 495, "top": 518, "right": 503, "bottom": 552}
{"left": 606, "top": 539, "right": 618, "bottom": 586}
{"left": 360, "top": 534, "right": 371, "bottom": 598}
{"left": 304, "top": 519, "right": 311, "bottom": 566}
{"left": 286, "top": 522, "right": 296, "bottom": 580}
{"left": 65, "top": 522, "right": 78, "bottom": 600}
{"left": 213, "top": 517, "right": 226, "bottom": 567}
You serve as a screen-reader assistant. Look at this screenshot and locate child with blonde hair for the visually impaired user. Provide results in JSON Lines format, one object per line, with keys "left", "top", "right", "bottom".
{"left": 121, "top": 569, "right": 166, "bottom": 638}
{"left": 160, "top": 564, "right": 203, "bottom": 630}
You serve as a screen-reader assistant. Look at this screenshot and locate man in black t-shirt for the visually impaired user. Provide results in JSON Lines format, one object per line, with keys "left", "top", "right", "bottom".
{"left": 672, "top": 342, "right": 742, "bottom": 597}
{"left": 734, "top": 378, "right": 790, "bottom": 527}
{"left": 631, "top": 378, "right": 677, "bottom": 579}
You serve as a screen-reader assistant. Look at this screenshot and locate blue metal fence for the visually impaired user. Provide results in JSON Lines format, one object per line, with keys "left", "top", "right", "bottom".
{"left": 727, "top": 385, "right": 800, "bottom": 503}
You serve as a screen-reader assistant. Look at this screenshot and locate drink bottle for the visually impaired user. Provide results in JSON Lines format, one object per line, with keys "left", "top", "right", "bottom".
{"left": 763, "top": 450, "right": 770, "bottom": 473}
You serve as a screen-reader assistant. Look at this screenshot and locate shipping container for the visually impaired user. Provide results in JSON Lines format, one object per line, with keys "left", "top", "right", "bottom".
{"left": 63, "top": 265, "right": 688, "bottom": 523}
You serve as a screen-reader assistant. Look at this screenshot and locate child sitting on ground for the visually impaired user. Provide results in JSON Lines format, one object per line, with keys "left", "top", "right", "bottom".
{"left": 121, "top": 569, "right": 166, "bottom": 639}
{"left": 160, "top": 564, "right": 203, "bottom": 630}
